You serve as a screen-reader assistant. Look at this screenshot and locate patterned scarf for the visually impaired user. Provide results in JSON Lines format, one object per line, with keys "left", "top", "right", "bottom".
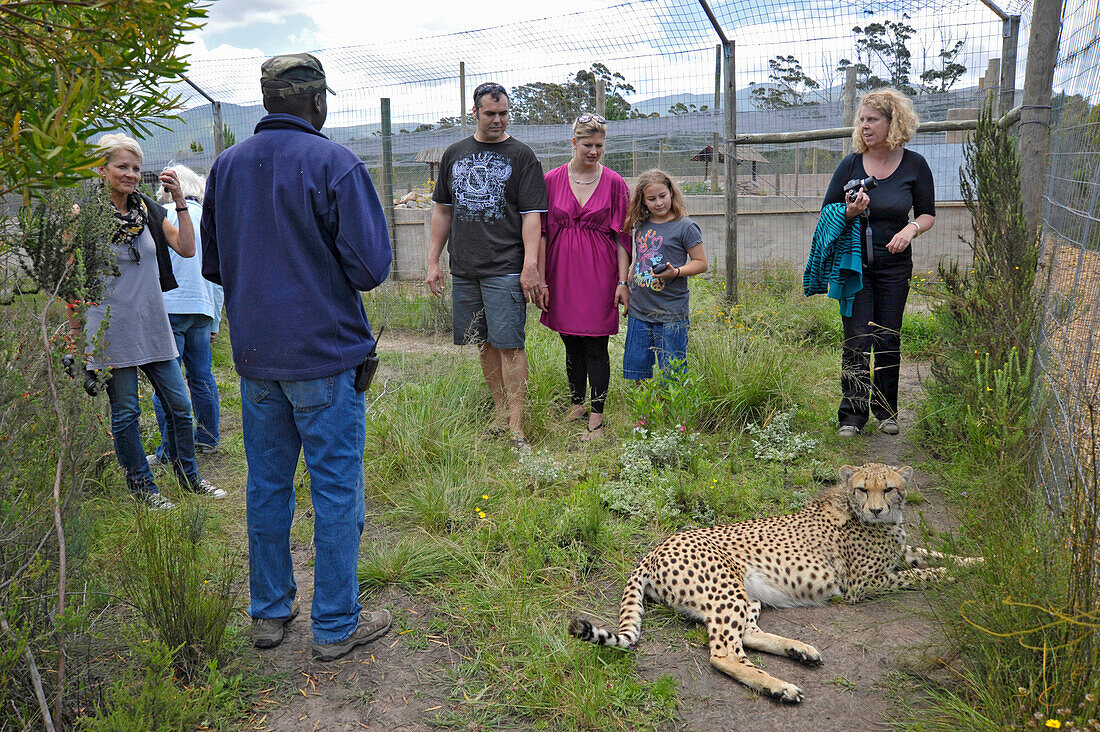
{"left": 110, "top": 191, "right": 149, "bottom": 249}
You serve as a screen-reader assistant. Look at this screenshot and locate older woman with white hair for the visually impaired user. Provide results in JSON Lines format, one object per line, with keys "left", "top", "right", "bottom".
{"left": 148, "top": 164, "right": 224, "bottom": 464}
{"left": 69, "top": 133, "right": 225, "bottom": 508}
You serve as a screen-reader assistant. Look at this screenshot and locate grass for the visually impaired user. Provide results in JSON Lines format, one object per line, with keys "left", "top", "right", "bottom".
{"left": 6, "top": 264, "right": 1019, "bottom": 730}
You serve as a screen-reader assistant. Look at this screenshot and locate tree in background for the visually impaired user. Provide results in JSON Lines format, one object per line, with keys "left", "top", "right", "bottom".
{"left": 667, "top": 102, "right": 709, "bottom": 115}
{"left": 0, "top": 0, "right": 206, "bottom": 197}
{"left": 839, "top": 18, "right": 917, "bottom": 94}
{"left": 509, "top": 63, "right": 636, "bottom": 124}
{"left": 749, "top": 55, "right": 821, "bottom": 110}
{"left": 919, "top": 37, "right": 968, "bottom": 94}
{"left": 0, "top": 2, "right": 205, "bottom": 727}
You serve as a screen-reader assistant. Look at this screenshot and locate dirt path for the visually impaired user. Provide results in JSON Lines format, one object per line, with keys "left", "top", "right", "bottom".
{"left": 246, "top": 358, "right": 961, "bottom": 731}
{"left": 639, "top": 362, "right": 955, "bottom": 732}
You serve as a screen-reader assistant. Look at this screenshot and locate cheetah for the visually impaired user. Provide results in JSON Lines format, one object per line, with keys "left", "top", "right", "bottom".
{"left": 569, "top": 463, "right": 981, "bottom": 703}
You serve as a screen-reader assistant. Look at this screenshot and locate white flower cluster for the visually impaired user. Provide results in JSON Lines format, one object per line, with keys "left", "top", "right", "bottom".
{"left": 746, "top": 409, "right": 818, "bottom": 463}
{"left": 598, "top": 426, "right": 701, "bottom": 520}
{"left": 518, "top": 449, "right": 576, "bottom": 486}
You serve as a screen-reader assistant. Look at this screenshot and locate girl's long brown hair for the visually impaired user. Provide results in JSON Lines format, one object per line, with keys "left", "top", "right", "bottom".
{"left": 622, "top": 169, "right": 686, "bottom": 234}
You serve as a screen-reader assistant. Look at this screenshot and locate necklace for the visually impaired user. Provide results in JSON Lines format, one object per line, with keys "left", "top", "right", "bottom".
{"left": 569, "top": 163, "right": 600, "bottom": 185}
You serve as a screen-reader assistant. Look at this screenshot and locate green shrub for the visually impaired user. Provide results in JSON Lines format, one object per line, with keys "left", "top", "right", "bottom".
{"left": 77, "top": 640, "right": 246, "bottom": 732}
{"left": 116, "top": 505, "right": 239, "bottom": 680}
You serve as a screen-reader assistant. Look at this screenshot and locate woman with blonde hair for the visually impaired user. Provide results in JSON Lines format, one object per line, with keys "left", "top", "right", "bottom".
{"left": 537, "top": 113, "right": 631, "bottom": 440}
{"left": 823, "top": 88, "right": 935, "bottom": 437}
{"left": 69, "top": 134, "right": 224, "bottom": 508}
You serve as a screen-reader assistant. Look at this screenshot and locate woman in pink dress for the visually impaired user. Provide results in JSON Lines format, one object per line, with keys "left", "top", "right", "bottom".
{"left": 538, "top": 113, "right": 631, "bottom": 440}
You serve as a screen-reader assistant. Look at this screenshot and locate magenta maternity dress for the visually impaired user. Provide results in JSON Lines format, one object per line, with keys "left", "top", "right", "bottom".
{"left": 539, "top": 164, "right": 631, "bottom": 336}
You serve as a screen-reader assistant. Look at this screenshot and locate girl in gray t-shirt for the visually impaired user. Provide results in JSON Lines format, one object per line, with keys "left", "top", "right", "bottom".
{"left": 621, "top": 170, "right": 708, "bottom": 381}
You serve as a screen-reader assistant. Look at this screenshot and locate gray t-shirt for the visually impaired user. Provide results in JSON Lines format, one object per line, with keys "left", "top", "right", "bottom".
{"left": 84, "top": 227, "right": 178, "bottom": 369}
{"left": 627, "top": 216, "right": 703, "bottom": 323}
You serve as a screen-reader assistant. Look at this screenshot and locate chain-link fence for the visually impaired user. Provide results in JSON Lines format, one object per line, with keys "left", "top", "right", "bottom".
{"left": 124, "top": 0, "right": 1025, "bottom": 283}
{"left": 1035, "top": 0, "right": 1100, "bottom": 517}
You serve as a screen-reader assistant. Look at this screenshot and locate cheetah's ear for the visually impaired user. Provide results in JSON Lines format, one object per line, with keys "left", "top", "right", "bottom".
{"left": 894, "top": 466, "right": 914, "bottom": 483}
{"left": 838, "top": 465, "right": 857, "bottom": 483}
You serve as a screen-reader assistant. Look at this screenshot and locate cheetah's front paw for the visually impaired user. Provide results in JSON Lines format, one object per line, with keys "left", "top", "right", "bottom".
{"left": 786, "top": 644, "right": 823, "bottom": 666}
{"left": 766, "top": 682, "right": 804, "bottom": 704}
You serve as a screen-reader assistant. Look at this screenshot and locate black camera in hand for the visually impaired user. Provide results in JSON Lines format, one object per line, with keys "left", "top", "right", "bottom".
{"left": 61, "top": 354, "right": 101, "bottom": 396}
{"left": 651, "top": 262, "right": 669, "bottom": 275}
{"left": 844, "top": 175, "right": 878, "bottom": 202}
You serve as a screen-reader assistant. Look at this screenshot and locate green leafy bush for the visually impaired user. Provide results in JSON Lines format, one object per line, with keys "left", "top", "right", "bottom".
{"left": 116, "top": 506, "right": 239, "bottom": 680}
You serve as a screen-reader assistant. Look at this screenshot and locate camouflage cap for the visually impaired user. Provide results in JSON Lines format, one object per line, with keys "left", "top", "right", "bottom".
{"left": 260, "top": 52, "right": 336, "bottom": 99}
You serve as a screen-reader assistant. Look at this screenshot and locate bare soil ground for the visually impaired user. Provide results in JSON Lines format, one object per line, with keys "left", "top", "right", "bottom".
{"left": 245, "top": 353, "right": 962, "bottom": 732}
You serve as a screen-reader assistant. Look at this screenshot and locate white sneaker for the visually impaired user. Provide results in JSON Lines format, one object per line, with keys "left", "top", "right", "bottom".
{"left": 837, "top": 425, "right": 860, "bottom": 438}
{"left": 141, "top": 492, "right": 175, "bottom": 511}
{"left": 192, "top": 478, "right": 227, "bottom": 500}
{"left": 879, "top": 418, "right": 900, "bottom": 435}
{"left": 146, "top": 453, "right": 166, "bottom": 467}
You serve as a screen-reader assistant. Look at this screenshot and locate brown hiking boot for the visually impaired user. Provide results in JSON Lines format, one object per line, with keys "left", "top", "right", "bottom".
{"left": 311, "top": 609, "right": 392, "bottom": 661}
{"left": 252, "top": 600, "right": 299, "bottom": 649}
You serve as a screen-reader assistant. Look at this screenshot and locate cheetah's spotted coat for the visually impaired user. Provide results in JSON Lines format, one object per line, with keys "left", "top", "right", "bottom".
{"left": 569, "top": 463, "right": 981, "bottom": 703}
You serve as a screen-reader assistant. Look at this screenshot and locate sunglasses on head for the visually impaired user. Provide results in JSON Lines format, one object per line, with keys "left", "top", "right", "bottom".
{"left": 575, "top": 113, "right": 606, "bottom": 125}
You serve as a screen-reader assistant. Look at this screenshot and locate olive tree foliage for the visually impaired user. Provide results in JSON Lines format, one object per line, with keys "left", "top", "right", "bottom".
{"left": 0, "top": 0, "right": 207, "bottom": 197}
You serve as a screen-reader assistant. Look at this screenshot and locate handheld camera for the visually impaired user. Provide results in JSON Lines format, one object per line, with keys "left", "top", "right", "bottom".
{"left": 843, "top": 175, "right": 878, "bottom": 202}
{"left": 651, "top": 262, "right": 669, "bottom": 275}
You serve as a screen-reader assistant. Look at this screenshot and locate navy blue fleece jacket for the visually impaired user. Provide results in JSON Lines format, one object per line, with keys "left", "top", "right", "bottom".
{"left": 202, "top": 113, "right": 392, "bottom": 380}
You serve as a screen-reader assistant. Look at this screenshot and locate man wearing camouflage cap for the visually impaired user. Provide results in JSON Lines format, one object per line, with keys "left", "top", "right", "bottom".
{"left": 202, "top": 52, "right": 393, "bottom": 662}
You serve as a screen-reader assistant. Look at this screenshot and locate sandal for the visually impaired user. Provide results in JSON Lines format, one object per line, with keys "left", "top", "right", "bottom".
{"left": 508, "top": 434, "right": 533, "bottom": 454}
{"left": 580, "top": 421, "right": 605, "bottom": 442}
{"left": 566, "top": 408, "right": 589, "bottom": 423}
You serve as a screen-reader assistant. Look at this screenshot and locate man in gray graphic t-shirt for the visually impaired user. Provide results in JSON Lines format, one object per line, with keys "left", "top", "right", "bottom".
{"left": 426, "top": 82, "right": 547, "bottom": 451}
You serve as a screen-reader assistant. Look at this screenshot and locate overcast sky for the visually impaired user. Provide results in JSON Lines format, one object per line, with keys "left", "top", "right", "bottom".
{"left": 187, "top": 0, "right": 624, "bottom": 59}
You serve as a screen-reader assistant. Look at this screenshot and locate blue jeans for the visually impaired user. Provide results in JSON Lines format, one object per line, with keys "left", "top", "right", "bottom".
{"left": 153, "top": 314, "right": 220, "bottom": 460}
{"left": 240, "top": 368, "right": 366, "bottom": 644}
{"left": 622, "top": 316, "right": 689, "bottom": 380}
{"left": 106, "top": 360, "right": 201, "bottom": 495}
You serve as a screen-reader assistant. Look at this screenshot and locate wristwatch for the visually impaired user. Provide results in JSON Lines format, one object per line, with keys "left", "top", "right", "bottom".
{"left": 617, "top": 280, "right": 629, "bottom": 286}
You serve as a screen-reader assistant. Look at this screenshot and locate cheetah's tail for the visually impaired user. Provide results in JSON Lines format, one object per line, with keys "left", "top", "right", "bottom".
{"left": 568, "top": 566, "right": 647, "bottom": 650}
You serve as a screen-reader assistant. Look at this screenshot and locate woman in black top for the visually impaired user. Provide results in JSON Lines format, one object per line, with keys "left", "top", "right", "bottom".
{"left": 822, "top": 88, "right": 935, "bottom": 436}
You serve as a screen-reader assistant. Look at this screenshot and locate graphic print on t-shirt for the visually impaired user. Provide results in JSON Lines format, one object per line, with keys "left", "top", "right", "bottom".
{"left": 632, "top": 227, "right": 667, "bottom": 291}
{"left": 451, "top": 151, "right": 513, "bottom": 222}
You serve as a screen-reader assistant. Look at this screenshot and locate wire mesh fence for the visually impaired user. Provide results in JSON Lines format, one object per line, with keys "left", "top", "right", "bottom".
{"left": 1035, "top": 0, "right": 1100, "bottom": 519}
{"left": 123, "top": 0, "right": 1025, "bottom": 283}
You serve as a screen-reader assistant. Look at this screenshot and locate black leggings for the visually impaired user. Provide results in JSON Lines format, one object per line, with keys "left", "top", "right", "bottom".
{"left": 560, "top": 334, "right": 610, "bottom": 415}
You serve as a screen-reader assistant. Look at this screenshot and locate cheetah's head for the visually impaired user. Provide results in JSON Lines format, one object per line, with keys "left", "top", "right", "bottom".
{"left": 838, "top": 463, "right": 912, "bottom": 525}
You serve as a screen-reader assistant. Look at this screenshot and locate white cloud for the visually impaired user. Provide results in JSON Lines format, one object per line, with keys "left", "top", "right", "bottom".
{"left": 199, "top": 0, "right": 303, "bottom": 34}
{"left": 189, "top": 0, "right": 621, "bottom": 58}
{"left": 183, "top": 35, "right": 264, "bottom": 62}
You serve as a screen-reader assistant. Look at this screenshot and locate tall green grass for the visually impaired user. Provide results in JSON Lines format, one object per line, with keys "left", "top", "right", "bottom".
{"left": 907, "top": 101, "right": 1099, "bottom": 729}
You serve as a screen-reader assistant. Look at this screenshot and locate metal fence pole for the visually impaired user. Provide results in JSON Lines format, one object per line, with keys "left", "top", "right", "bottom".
{"left": 1019, "top": 0, "right": 1064, "bottom": 236}
{"left": 380, "top": 98, "right": 396, "bottom": 261}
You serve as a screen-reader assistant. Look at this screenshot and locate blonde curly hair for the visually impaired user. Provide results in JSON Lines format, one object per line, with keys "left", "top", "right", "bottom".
{"left": 851, "top": 88, "right": 920, "bottom": 153}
